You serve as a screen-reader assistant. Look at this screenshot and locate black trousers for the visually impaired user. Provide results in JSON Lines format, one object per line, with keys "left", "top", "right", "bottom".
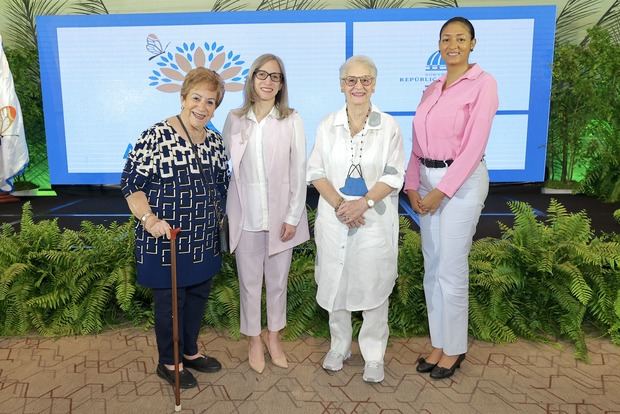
{"left": 152, "top": 278, "right": 213, "bottom": 365}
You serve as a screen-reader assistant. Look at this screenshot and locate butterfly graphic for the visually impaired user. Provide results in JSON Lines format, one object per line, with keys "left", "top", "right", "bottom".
{"left": 0, "top": 105, "right": 18, "bottom": 146}
{"left": 146, "top": 34, "right": 170, "bottom": 61}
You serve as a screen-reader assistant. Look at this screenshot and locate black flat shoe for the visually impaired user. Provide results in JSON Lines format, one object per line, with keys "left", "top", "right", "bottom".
{"left": 416, "top": 357, "right": 438, "bottom": 373}
{"left": 182, "top": 355, "right": 222, "bottom": 373}
{"left": 156, "top": 363, "right": 198, "bottom": 388}
{"left": 430, "top": 354, "right": 466, "bottom": 380}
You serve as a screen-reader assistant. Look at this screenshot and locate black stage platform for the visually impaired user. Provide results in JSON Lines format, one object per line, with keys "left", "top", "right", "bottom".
{"left": 1, "top": 184, "right": 619, "bottom": 239}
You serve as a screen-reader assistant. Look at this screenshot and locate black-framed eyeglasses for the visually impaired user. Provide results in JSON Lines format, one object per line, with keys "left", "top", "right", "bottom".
{"left": 254, "top": 70, "right": 283, "bottom": 83}
{"left": 342, "top": 75, "right": 374, "bottom": 87}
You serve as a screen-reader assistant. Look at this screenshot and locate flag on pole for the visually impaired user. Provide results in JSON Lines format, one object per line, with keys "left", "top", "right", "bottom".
{"left": 0, "top": 34, "right": 29, "bottom": 192}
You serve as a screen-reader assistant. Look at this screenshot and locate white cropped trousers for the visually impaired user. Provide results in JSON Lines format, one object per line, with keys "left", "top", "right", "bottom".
{"left": 235, "top": 230, "right": 293, "bottom": 337}
{"left": 328, "top": 299, "right": 389, "bottom": 363}
{"left": 418, "top": 162, "right": 489, "bottom": 356}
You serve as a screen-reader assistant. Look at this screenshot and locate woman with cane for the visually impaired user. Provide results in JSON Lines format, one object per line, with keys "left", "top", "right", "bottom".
{"left": 121, "top": 67, "right": 229, "bottom": 389}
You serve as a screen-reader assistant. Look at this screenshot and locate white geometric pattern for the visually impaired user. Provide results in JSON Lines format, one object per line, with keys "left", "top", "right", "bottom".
{"left": 120, "top": 120, "right": 229, "bottom": 288}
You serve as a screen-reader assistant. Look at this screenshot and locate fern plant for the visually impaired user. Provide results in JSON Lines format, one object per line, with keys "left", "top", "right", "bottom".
{"left": 0, "top": 203, "right": 137, "bottom": 335}
{"left": 469, "top": 200, "right": 620, "bottom": 360}
{"left": 389, "top": 216, "right": 427, "bottom": 337}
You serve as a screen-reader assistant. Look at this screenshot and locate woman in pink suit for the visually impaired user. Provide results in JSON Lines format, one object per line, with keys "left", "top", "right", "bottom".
{"left": 405, "top": 17, "right": 498, "bottom": 380}
{"left": 223, "top": 53, "right": 309, "bottom": 373}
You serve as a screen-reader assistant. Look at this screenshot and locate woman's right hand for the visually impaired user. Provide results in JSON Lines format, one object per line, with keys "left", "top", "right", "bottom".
{"left": 145, "top": 216, "right": 172, "bottom": 239}
{"left": 407, "top": 190, "right": 426, "bottom": 214}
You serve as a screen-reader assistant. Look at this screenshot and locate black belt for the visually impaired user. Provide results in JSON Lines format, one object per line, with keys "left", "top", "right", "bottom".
{"left": 419, "top": 157, "right": 453, "bottom": 168}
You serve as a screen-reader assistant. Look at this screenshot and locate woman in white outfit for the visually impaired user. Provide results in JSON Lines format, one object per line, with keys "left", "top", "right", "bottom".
{"left": 307, "top": 55, "right": 405, "bottom": 383}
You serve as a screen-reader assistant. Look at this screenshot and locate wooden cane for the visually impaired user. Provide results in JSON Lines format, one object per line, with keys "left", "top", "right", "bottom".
{"left": 169, "top": 227, "right": 182, "bottom": 412}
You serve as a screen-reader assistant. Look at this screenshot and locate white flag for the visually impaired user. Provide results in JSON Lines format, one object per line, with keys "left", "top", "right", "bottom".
{"left": 0, "top": 34, "right": 29, "bottom": 192}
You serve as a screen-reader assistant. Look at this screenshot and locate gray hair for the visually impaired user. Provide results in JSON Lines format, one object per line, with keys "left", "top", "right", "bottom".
{"left": 339, "top": 55, "right": 378, "bottom": 79}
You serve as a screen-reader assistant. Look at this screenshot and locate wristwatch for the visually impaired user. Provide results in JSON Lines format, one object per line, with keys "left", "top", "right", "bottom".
{"left": 364, "top": 195, "right": 375, "bottom": 208}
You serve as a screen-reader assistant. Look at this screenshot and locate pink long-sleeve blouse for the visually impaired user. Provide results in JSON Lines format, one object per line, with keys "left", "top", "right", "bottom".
{"left": 404, "top": 64, "right": 498, "bottom": 198}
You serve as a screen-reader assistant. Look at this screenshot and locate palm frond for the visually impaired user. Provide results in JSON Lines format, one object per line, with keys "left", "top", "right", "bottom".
{"left": 591, "top": 0, "right": 620, "bottom": 43}
{"left": 70, "top": 0, "right": 108, "bottom": 14}
{"left": 256, "top": 0, "right": 326, "bottom": 11}
{"left": 415, "top": 0, "right": 458, "bottom": 7}
{"left": 556, "top": 0, "right": 602, "bottom": 44}
{"left": 348, "top": 0, "right": 409, "bottom": 9}
{"left": 211, "top": 0, "right": 247, "bottom": 11}
{"left": 6, "top": 0, "right": 68, "bottom": 51}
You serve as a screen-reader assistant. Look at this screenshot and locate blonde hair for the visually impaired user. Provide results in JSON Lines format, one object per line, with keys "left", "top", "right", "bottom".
{"left": 181, "top": 67, "right": 225, "bottom": 107}
{"left": 236, "top": 53, "right": 293, "bottom": 119}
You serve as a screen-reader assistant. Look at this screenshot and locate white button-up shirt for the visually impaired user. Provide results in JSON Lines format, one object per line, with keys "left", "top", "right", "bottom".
{"left": 307, "top": 104, "right": 405, "bottom": 311}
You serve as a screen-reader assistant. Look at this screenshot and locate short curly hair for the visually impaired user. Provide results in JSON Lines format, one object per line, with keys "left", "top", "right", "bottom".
{"left": 180, "top": 67, "right": 226, "bottom": 107}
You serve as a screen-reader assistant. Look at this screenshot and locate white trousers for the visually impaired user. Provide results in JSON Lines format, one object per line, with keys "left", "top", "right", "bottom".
{"left": 235, "top": 230, "right": 293, "bottom": 337}
{"left": 418, "top": 162, "right": 488, "bottom": 356}
{"left": 328, "top": 299, "right": 389, "bottom": 363}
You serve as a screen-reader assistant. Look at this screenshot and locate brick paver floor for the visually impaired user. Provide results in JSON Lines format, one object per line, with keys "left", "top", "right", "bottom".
{"left": 1, "top": 328, "right": 619, "bottom": 414}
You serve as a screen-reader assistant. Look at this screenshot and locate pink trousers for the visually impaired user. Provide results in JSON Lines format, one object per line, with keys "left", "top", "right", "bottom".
{"left": 235, "top": 230, "right": 293, "bottom": 337}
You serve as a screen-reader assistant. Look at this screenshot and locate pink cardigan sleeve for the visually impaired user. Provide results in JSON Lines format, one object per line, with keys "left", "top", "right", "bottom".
{"left": 436, "top": 74, "right": 498, "bottom": 197}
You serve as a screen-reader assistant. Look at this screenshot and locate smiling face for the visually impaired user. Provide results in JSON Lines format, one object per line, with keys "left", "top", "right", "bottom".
{"left": 252, "top": 59, "right": 283, "bottom": 106}
{"left": 180, "top": 82, "right": 218, "bottom": 131}
{"left": 340, "top": 61, "right": 375, "bottom": 107}
{"left": 439, "top": 21, "right": 476, "bottom": 68}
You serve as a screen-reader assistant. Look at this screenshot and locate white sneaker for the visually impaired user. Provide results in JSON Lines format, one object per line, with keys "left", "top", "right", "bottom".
{"left": 363, "top": 361, "right": 384, "bottom": 383}
{"left": 322, "top": 350, "right": 352, "bottom": 371}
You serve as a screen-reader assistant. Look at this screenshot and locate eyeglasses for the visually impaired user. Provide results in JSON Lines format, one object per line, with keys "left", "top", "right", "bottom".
{"left": 254, "top": 70, "right": 283, "bottom": 83}
{"left": 342, "top": 75, "right": 374, "bottom": 87}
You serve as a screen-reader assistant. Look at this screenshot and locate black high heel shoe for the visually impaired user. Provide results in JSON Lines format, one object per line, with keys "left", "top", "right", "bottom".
{"left": 416, "top": 357, "right": 438, "bottom": 373}
{"left": 430, "top": 354, "right": 466, "bottom": 379}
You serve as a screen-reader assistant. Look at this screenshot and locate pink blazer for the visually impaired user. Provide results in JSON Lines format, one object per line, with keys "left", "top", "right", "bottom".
{"left": 223, "top": 110, "right": 310, "bottom": 255}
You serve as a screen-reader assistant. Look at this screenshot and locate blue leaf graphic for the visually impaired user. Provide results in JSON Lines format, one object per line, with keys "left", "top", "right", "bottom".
{"left": 237, "top": 61, "right": 245, "bottom": 65}
{"left": 204, "top": 42, "right": 210, "bottom": 51}
{"left": 209, "top": 52, "right": 214, "bottom": 61}
{"left": 149, "top": 76, "right": 158, "bottom": 80}
{"left": 232, "top": 54, "right": 240, "bottom": 61}
{"left": 168, "top": 52, "right": 173, "bottom": 60}
{"left": 149, "top": 81, "right": 158, "bottom": 86}
{"left": 152, "top": 70, "right": 161, "bottom": 76}
{"left": 216, "top": 45, "right": 223, "bottom": 52}
{"left": 227, "top": 51, "right": 232, "bottom": 58}
{"left": 157, "top": 62, "right": 166, "bottom": 66}
{"left": 190, "top": 42, "right": 195, "bottom": 50}
{"left": 187, "top": 53, "right": 193, "bottom": 62}
{"left": 162, "top": 78, "right": 172, "bottom": 83}
{"left": 183, "top": 42, "right": 188, "bottom": 51}
{"left": 211, "top": 42, "right": 216, "bottom": 49}
{"left": 161, "top": 56, "right": 169, "bottom": 62}
{"left": 171, "top": 64, "right": 179, "bottom": 70}
{"left": 232, "top": 77, "right": 241, "bottom": 81}
{"left": 176, "top": 47, "right": 184, "bottom": 53}
{"left": 223, "top": 62, "right": 231, "bottom": 69}
{"left": 242, "top": 69, "right": 249, "bottom": 75}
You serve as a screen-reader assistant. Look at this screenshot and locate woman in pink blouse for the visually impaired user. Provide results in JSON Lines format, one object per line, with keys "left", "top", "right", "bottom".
{"left": 404, "top": 17, "right": 498, "bottom": 380}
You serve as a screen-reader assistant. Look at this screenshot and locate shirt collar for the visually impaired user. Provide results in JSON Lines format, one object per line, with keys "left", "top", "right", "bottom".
{"left": 435, "top": 63, "right": 483, "bottom": 86}
{"left": 247, "top": 106, "right": 279, "bottom": 122}
{"left": 333, "top": 103, "right": 382, "bottom": 130}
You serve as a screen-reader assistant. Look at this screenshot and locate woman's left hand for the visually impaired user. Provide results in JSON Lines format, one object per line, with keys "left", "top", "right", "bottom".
{"left": 336, "top": 198, "right": 368, "bottom": 225}
{"left": 280, "top": 223, "right": 297, "bottom": 242}
{"left": 419, "top": 188, "right": 446, "bottom": 214}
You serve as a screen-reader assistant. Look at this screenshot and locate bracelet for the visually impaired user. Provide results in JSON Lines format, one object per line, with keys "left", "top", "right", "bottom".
{"left": 140, "top": 212, "right": 153, "bottom": 223}
{"left": 334, "top": 197, "right": 344, "bottom": 212}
